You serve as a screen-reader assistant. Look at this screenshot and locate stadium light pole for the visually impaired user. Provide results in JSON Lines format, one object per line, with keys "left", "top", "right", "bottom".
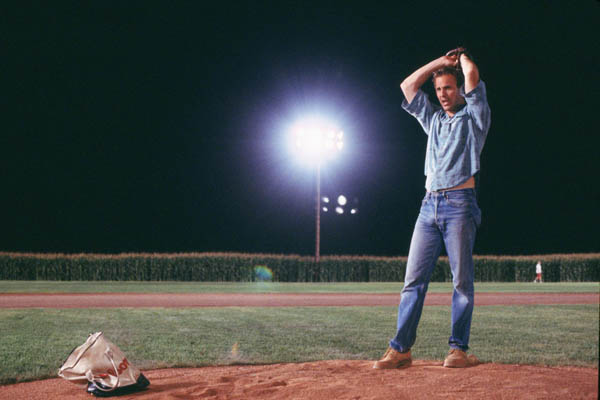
{"left": 290, "top": 117, "right": 343, "bottom": 263}
{"left": 315, "top": 163, "right": 321, "bottom": 262}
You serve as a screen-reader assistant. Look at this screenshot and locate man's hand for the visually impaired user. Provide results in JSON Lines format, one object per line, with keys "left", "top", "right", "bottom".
{"left": 441, "top": 54, "right": 460, "bottom": 68}
{"left": 447, "top": 47, "right": 475, "bottom": 69}
{"left": 446, "top": 47, "right": 472, "bottom": 61}
{"left": 446, "top": 47, "right": 465, "bottom": 57}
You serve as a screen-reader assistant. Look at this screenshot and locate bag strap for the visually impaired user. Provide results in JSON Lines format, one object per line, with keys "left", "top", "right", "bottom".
{"left": 88, "top": 348, "right": 121, "bottom": 392}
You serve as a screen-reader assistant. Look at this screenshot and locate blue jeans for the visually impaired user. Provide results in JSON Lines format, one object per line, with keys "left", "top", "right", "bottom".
{"left": 390, "top": 188, "right": 481, "bottom": 352}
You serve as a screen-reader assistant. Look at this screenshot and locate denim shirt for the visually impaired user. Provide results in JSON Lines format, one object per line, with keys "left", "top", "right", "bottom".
{"left": 402, "top": 80, "right": 491, "bottom": 191}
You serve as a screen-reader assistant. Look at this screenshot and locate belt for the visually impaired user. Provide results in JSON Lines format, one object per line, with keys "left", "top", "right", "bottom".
{"left": 428, "top": 187, "right": 475, "bottom": 194}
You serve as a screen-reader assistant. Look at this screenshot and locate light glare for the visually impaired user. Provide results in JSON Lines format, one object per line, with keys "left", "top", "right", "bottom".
{"left": 289, "top": 116, "right": 343, "bottom": 165}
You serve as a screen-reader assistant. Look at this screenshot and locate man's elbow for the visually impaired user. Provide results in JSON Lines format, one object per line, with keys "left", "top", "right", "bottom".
{"left": 400, "top": 80, "right": 409, "bottom": 92}
{"left": 400, "top": 80, "right": 415, "bottom": 99}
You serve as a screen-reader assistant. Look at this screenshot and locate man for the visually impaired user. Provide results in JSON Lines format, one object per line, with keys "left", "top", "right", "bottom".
{"left": 534, "top": 261, "right": 543, "bottom": 283}
{"left": 373, "top": 48, "right": 491, "bottom": 369}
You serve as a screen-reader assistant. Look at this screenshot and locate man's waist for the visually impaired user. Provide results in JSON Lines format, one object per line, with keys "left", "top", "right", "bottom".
{"left": 428, "top": 176, "right": 475, "bottom": 193}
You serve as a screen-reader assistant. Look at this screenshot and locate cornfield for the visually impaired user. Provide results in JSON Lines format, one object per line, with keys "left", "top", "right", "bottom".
{"left": 0, "top": 252, "right": 598, "bottom": 282}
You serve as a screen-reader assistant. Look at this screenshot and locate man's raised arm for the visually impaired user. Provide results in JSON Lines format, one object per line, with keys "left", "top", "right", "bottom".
{"left": 458, "top": 52, "right": 479, "bottom": 94}
{"left": 400, "top": 54, "right": 458, "bottom": 103}
{"left": 446, "top": 47, "right": 480, "bottom": 93}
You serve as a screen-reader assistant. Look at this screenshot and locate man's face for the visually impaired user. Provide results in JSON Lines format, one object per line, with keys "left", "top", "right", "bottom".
{"left": 434, "top": 74, "right": 465, "bottom": 115}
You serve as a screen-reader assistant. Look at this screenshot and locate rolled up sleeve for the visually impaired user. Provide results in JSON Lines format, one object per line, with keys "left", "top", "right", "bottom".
{"left": 462, "top": 80, "right": 491, "bottom": 134}
{"left": 402, "top": 90, "right": 438, "bottom": 135}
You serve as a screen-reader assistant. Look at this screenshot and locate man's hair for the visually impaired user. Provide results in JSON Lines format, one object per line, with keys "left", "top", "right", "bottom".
{"left": 432, "top": 67, "right": 464, "bottom": 88}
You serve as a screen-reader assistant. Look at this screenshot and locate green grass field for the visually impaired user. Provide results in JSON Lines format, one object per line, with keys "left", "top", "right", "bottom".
{"left": 1, "top": 281, "right": 598, "bottom": 293}
{"left": 0, "top": 282, "right": 598, "bottom": 385}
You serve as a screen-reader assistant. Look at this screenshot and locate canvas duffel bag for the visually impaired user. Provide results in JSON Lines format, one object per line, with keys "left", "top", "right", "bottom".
{"left": 58, "top": 332, "right": 149, "bottom": 397}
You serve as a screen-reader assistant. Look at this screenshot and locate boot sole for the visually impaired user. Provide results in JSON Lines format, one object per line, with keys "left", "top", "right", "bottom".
{"left": 373, "top": 358, "right": 412, "bottom": 370}
{"left": 443, "top": 360, "right": 467, "bottom": 368}
{"left": 443, "top": 356, "right": 479, "bottom": 368}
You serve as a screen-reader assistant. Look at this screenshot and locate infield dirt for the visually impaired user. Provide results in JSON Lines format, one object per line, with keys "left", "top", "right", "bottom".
{"left": 1, "top": 360, "right": 597, "bottom": 399}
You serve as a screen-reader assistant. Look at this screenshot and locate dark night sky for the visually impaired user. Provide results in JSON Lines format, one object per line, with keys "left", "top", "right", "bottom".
{"left": 2, "top": 1, "right": 599, "bottom": 256}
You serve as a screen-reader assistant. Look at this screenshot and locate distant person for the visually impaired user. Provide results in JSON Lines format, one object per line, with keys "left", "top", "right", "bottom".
{"left": 534, "top": 261, "right": 543, "bottom": 283}
{"left": 373, "top": 47, "right": 491, "bottom": 369}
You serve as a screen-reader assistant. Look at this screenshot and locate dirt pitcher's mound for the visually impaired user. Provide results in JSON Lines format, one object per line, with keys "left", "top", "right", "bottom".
{"left": 1, "top": 360, "right": 597, "bottom": 400}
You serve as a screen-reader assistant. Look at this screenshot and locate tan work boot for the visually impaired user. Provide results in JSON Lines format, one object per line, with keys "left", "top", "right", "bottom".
{"left": 443, "top": 349, "right": 480, "bottom": 368}
{"left": 373, "top": 347, "right": 412, "bottom": 369}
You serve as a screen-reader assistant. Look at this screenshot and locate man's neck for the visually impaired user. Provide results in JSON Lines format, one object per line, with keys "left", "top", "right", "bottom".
{"left": 445, "top": 101, "right": 466, "bottom": 117}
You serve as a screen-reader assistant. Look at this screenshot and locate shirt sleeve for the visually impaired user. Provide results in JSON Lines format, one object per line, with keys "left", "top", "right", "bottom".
{"left": 402, "top": 89, "right": 438, "bottom": 135}
{"left": 462, "top": 80, "right": 491, "bottom": 134}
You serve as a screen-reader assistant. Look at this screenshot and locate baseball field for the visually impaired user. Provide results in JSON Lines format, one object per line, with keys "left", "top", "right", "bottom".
{"left": 0, "top": 281, "right": 598, "bottom": 399}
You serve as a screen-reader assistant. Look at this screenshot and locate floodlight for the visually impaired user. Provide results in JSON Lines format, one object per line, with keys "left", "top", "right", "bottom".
{"left": 286, "top": 113, "right": 345, "bottom": 263}
{"left": 350, "top": 208, "right": 358, "bottom": 214}
{"left": 289, "top": 115, "right": 343, "bottom": 165}
{"left": 337, "top": 195, "right": 347, "bottom": 206}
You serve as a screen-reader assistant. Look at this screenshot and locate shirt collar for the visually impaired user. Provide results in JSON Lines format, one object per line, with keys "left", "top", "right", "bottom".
{"left": 440, "top": 102, "right": 467, "bottom": 122}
